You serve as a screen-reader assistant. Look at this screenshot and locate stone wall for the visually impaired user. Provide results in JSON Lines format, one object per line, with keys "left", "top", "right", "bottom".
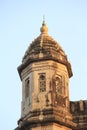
{"left": 70, "top": 100, "right": 87, "bottom": 129}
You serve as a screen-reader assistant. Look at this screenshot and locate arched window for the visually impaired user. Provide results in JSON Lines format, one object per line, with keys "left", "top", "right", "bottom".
{"left": 25, "top": 78, "right": 30, "bottom": 98}
{"left": 55, "top": 76, "right": 62, "bottom": 95}
{"left": 39, "top": 74, "right": 46, "bottom": 92}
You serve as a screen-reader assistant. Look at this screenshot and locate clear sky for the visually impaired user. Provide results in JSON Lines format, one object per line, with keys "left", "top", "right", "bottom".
{"left": 0, "top": 0, "right": 87, "bottom": 130}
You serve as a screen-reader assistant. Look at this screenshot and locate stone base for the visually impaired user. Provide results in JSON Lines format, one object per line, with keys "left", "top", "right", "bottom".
{"left": 31, "top": 123, "right": 72, "bottom": 130}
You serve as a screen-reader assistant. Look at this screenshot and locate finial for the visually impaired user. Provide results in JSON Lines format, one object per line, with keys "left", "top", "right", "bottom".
{"left": 40, "top": 16, "right": 48, "bottom": 34}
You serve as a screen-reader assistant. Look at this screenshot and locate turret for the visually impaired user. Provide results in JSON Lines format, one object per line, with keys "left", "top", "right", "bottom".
{"left": 16, "top": 21, "right": 76, "bottom": 130}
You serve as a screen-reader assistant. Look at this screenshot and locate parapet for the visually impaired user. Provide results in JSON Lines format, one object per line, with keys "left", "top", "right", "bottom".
{"left": 70, "top": 100, "right": 87, "bottom": 129}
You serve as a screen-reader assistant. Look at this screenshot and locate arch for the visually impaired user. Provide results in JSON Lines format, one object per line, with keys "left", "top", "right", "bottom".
{"left": 39, "top": 73, "right": 46, "bottom": 92}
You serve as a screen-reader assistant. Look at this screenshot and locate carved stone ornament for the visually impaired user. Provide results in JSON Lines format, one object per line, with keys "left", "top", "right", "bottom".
{"left": 53, "top": 74, "right": 62, "bottom": 95}
{"left": 52, "top": 74, "right": 66, "bottom": 107}
{"left": 56, "top": 95, "right": 66, "bottom": 107}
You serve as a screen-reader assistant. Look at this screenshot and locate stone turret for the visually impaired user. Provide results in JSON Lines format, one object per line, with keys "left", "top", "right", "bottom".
{"left": 15, "top": 21, "right": 76, "bottom": 130}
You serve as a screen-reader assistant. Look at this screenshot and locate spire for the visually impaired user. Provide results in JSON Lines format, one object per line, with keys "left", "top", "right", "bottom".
{"left": 40, "top": 17, "right": 48, "bottom": 34}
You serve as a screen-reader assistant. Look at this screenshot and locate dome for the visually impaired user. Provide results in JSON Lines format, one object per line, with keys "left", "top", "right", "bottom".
{"left": 18, "top": 21, "right": 73, "bottom": 78}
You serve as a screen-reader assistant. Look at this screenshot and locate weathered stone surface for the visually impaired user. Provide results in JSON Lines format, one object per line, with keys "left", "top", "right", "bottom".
{"left": 70, "top": 100, "right": 87, "bottom": 130}
{"left": 18, "top": 21, "right": 72, "bottom": 79}
{"left": 15, "top": 21, "right": 87, "bottom": 130}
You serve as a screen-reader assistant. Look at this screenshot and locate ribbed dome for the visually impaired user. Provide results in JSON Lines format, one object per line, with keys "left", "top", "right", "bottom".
{"left": 18, "top": 21, "right": 73, "bottom": 78}
{"left": 22, "top": 21, "right": 66, "bottom": 64}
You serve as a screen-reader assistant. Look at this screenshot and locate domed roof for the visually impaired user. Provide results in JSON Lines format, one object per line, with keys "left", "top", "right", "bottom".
{"left": 18, "top": 21, "right": 73, "bottom": 78}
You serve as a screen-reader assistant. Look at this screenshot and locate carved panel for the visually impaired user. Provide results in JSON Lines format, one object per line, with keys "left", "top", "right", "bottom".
{"left": 57, "top": 95, "right": 66, "bottom": 107}
{"left": 52, "top": 73, "right": 66, "bottom": 107}
{"left": 52, "top": 74, "right": 62, "bottom": 95}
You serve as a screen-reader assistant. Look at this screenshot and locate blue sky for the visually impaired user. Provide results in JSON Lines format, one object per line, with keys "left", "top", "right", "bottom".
{"left": 0, "top": 0, "right": 87, "bottom": 130}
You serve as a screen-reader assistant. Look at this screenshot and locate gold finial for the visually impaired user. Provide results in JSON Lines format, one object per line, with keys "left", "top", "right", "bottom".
{"left": 40, "top": 16, "right": 48, "bottom": 34}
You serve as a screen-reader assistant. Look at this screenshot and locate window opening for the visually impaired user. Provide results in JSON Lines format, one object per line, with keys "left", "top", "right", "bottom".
{"left": 25, "top": 78, "right": 30, "bottom": 98}
{"left": 39, "top": 74, "right": 46, "bottom": 92}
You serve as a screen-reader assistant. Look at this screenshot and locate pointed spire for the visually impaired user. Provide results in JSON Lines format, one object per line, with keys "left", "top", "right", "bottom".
{"left": 40, "top": 17, "right": 48, "bottom": 34}
{"left": 43, "top": 15, "right": 45, "bottom": 22}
